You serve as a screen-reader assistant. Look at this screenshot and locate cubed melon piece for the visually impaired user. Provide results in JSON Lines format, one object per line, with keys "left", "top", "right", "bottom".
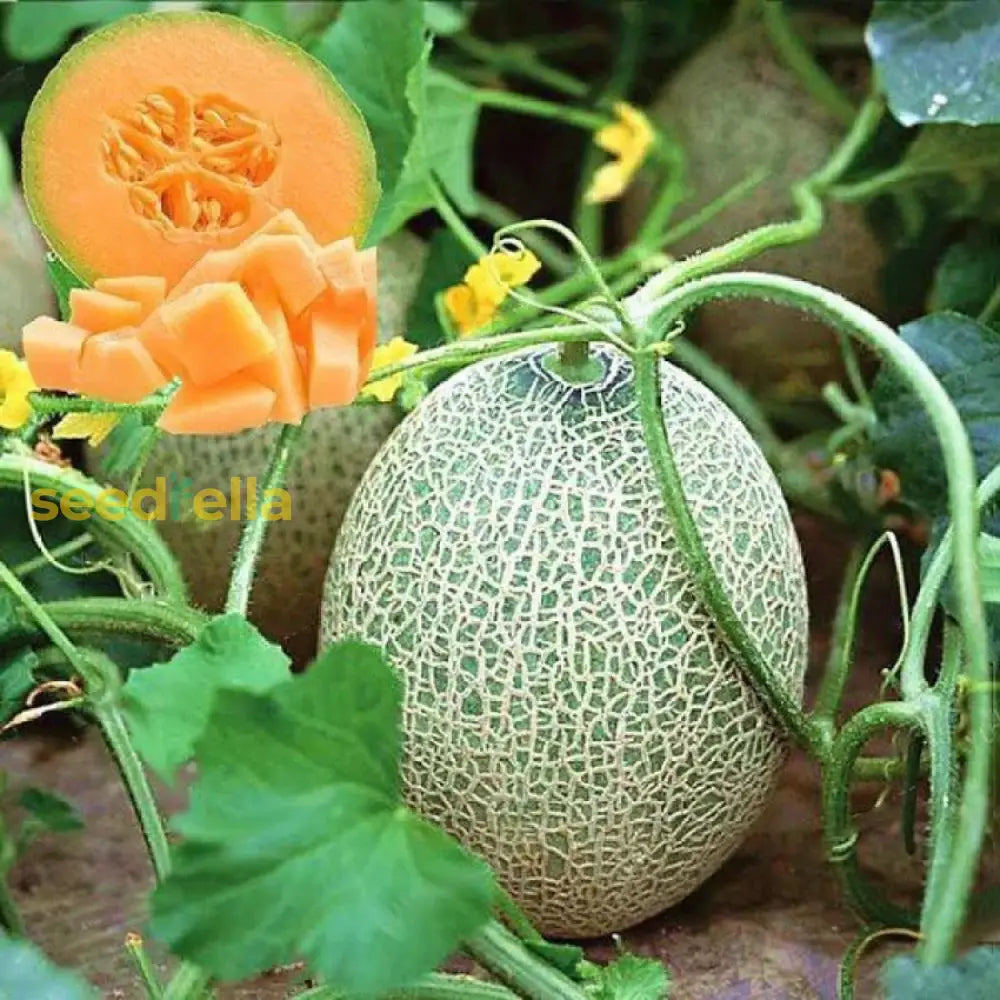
{"left": 69, "top": 288, "right": 143, "bottom": 333}
{"left": 241, "top": 234, "right": 326, "bottom": 318}
{"left": 160, "top": 282, "right": 274, "bottom": 386}
{"left": 77, "top": 329, "right": 169, "bottom": 403}
{"left": 358, "top": 247, "right": 378, "bottom": 375}
{"left": 94, "top": 275, "right": 167, "bottom": 323}
{"left": 158, "top": 372, "right": 276, "bottom": 435}
{"left": 303, "top": 306, "right": 361, "bottom": 410}
{"left": 22, "top": 316, "right": 90, "bottom": 392}
{"left": 167, "top": 248, "right": 245, "bottom": 300}
{"left": 246, "top": 284, "right": 307, "bottom": 424}
{"left": 137, "top": 313, "right": 187, "bottom": 379}
{"left": 251, "top": 209, "right": 320, "bottom": 251}
{"left": 316, "top": 237, "right": 368, "bottom": 327}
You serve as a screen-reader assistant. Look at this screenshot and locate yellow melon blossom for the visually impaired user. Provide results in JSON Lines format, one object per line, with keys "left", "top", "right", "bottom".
{"left": 444, "top": 248, "right": 542, "bottom": 337}
{"left": 584, "top": 101, "right": 655, "bottom": 204}
{"left": 0, "top": 350, "right": 37, "bottom": 430}
{"left": 362, "top": 337, "right": 419, "bottom": 403}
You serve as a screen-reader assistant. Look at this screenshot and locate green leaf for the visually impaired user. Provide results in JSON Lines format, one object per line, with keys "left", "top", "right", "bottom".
{"left": 313, "top": 0, "right": 425, "bottom": 214}
{"left": 579, "top": 952, "right": 672, "bottom": 999}
{"left": 46, "top": 254, "right": 86, "bottom": 322}
{"left": 18, "top": 787, "right": 84, "bottom": 835}
{"left": 0, "top": 650, "right": 35, "bottom": 727}
{"left": 883, "top": 946, "right": 1000, "bottom": 999}
{"left": 367, "top": 48, "right": 480, "bottom": 242}
{"left": 870, "top": 312, "right": 1000, "bottom": 519}
{"left": 930, "top": 227, "right": 1000, "bottom": 323}
{"left": 122, "top": 614, "right": 290, "bottom": 781}
{"left": 892, "top": 125, "right": 1000, "bottom": 206}
{"left": 406, "top": 227, "right": 471, "bottom": 350}
{"left": 867, "top": 1, "right": 1000, "bottom": 126}
{"left": 0, "top": 930, "right": 97, "bottom": 1000}
{"left": 150, "top": 641, "right": 494, "bottom": 994}
{"left": 3, "top": 1, "right": 149, "bottom": 62}
{"left": 95, "top": 413, "right": 157, "bottom": 480}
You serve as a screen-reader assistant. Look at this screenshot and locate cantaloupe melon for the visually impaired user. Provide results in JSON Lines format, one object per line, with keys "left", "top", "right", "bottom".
{"left": 320, "top": 344, "right": 809, "bottom": 937}
{"left": 622, "top": 17, "right": 883, "bottom": 394}
{"left": 87, "top": 231, "right": 425, "bottom": 663}
{"left": 21, "top": 11, "right": 378, "bottom": 287}
{"left": 0, "top": 193, "right": 56, "bottom": 351}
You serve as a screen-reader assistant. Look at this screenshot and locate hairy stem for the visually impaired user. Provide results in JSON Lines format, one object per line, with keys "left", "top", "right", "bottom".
{"left": 225, "top": 421, "right": 306, "bottom": 616}
{"left": 463, "top": 920, "right": 587, "bottom": 1000}
{"left": 297, "top": 974, "right": 518, "bottom": 1000}
{"left": 0, "top": 452, "right": 187, "bottom": 603}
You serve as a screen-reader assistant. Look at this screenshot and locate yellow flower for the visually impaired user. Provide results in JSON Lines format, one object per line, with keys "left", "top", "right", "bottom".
{"left": 584, "top": 101, "right": 655, "bottom": 204}
{"left": 0, "top": 350, "right": 37, "bottom": 431}
{"left": 362, "top": 337, "right": 419, "bottom": 403}
{"left": 444, "top": 248, "right": 542, "bottom": 337}
{"left": 52, "top": 411, "right": 121, "bottom": 447}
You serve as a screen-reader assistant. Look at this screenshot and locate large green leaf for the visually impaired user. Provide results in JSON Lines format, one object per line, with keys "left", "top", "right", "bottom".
{"left": 867, "top": 1, "right": 1000, "bottom": 126}
{"left": 149, "top": 641, "right": 494, "bottom": 994}
{"left": 0, "top": 931, "right": 97, "bottom": 1000}
{"left": 0, "top": 650, "right": 34, "bottom": 727}
{"left": 3, "top": 1, "right": 149, "bottom": 62}
{"left": 883, "top": 946, "right": 1000, "bottom": 998}
{"left": 313, "top": 0, "right": 425, "bottom": 215}
{"left": 870, "top": 312, "right": 1000, "bottom": 519}
{"left": 580, "top": 951, "right": 672, "bottom": 999}
{"left": 122, "top": 614, "right": 290, "bottom": 780}
{"left": 930, "top": 227, "right": 1000, "bottom": 323}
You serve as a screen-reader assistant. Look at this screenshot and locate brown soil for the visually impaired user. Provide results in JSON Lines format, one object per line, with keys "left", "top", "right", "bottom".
{"left": 0, "top": 514, "right": 974, "bottom": 999}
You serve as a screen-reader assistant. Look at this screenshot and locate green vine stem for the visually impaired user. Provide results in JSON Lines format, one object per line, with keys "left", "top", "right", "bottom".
{"left": 635, "top": 270, "right": 988, "bottom": 964}
{"left": 633, "top": 349, "right": 821, "bottom": 752}
{"left": 473, "top": 88, "right": 607, "bottom": 131}
{"left": 0, "top": 561, "right": 172, "bottom": 879}
{"left": 463, "top": 920, "right": 586, "bottom": 1000}
{"left": 821, "top": 700, "right": 924, "bottom": 928}
{"left": 761, "top": 1, "right": 855, "bottom": 126}
{"left": 1, "top": 597, "right": 207, "bottom": 652}
{"left": 28, "top": 392, "right": 170, "bottom": 419}
{"left": 572, "top": 2, "right": 644, "bottom": 252}
{"left": 225, "top": 420, "right": 306, "bottom": 616}
{"left": 125, "top": 933, "right": 166, "bottom": 1000}
{"left": 13, "top": 533, "right": 93, "bottom": 577}
{"left": 162, "top": 963, "right": 212, "bottom": 1000}
{"left": 0, "top": 452, "right": 187, "bottom": 603}
{"left": 297, "top": 973, "right": 518, "bottom": 1000}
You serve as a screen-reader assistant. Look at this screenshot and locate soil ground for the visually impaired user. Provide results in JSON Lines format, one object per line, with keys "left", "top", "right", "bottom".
{"left": 0, "top": 513, "right": 982, "bottom": 999}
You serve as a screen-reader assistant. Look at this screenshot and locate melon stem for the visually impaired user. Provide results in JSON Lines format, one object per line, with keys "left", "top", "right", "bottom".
{"left": 548, "top": 339, "right": 603, "bottom": 385}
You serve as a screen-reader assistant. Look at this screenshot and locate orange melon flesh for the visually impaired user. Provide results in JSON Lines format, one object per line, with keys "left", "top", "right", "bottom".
{"left": 21, "top": 211, "right": 382, "bottom": 433}
{"left": 76, "top": 329, "right": 169, "bottom": 403}
{"left": 23, "top": 316, "right": 90, "bottom": 392}
{"left": 22, "top": 12, "right": 378, "bottom": 287}
{"left": 304, "top": 306, "right": 361, "bottom": 409}
{"left": 241, "top": 234, "right": 327, "bottom": 317}
{"left": 69, "top": 287, "right": 143, "bottom": 333}
{"left": 159, "top": 373, "right": 276, "bottom": 435}
{"left": 159, "top": 282, "right": 275, "bottom": 386}
{"left": 94, "top": 275, "right": 167, "bottom": 322}
{"left": 245, "top": 284, "right": 306, "bottom": 423}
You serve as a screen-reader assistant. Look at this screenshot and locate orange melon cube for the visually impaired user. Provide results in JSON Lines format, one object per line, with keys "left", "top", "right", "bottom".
{"left": 241, "top": 234, "right": 326, "bottom": 318}
{"left": 358, "top": 247, "right": 378, "bottom": 375}
{"left": 137, "top": 313, "right": 187, "bottom": 379}
{"left": 22, "top": 316, "right": 90, "bottom": 392}
{"left": 77, "top": 329, "right": 169, "bottom": 403}
{"left": 246, "top": 284, "right": 307, "bottom": 424}
{"left": 160, "top": 282, "right": 274, "bottom": 387}
{"left": 168, "top": 248, "right": 245, "bottom": 300}
{"left": 69, "top": 287, "right": 143, "bottom": 333}
{"left": 303, "top": 307, "right": 361, "bottom": 410}
{"left": 158, "top": 372, "right": 276, "bottom": 435}
{"left": 252, "top": 209, "right": 320, "bottom": 250}
{"left": 94, "top": 275, "right": 167, "bottom": 323}
{"left": 316, "top": 237, "right": 368, "bottom": 327}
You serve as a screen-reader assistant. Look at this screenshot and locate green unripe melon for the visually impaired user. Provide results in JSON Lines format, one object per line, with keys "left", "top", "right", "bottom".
{"left": 87, "top": 230, "right": 424, "bottom": 663}
{"left": 622, "top": 19, "right": 883, "bottom": 394}
{"left": 0, "top": 192, "right": 56, "bottom": 350}
{"left": 321, "top": 344, "right": 809, "bottom": 937}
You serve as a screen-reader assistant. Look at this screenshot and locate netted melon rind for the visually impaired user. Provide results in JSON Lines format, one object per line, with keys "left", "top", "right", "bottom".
{"left": 321, "top": 344, "right": 809, "bottom": 937}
